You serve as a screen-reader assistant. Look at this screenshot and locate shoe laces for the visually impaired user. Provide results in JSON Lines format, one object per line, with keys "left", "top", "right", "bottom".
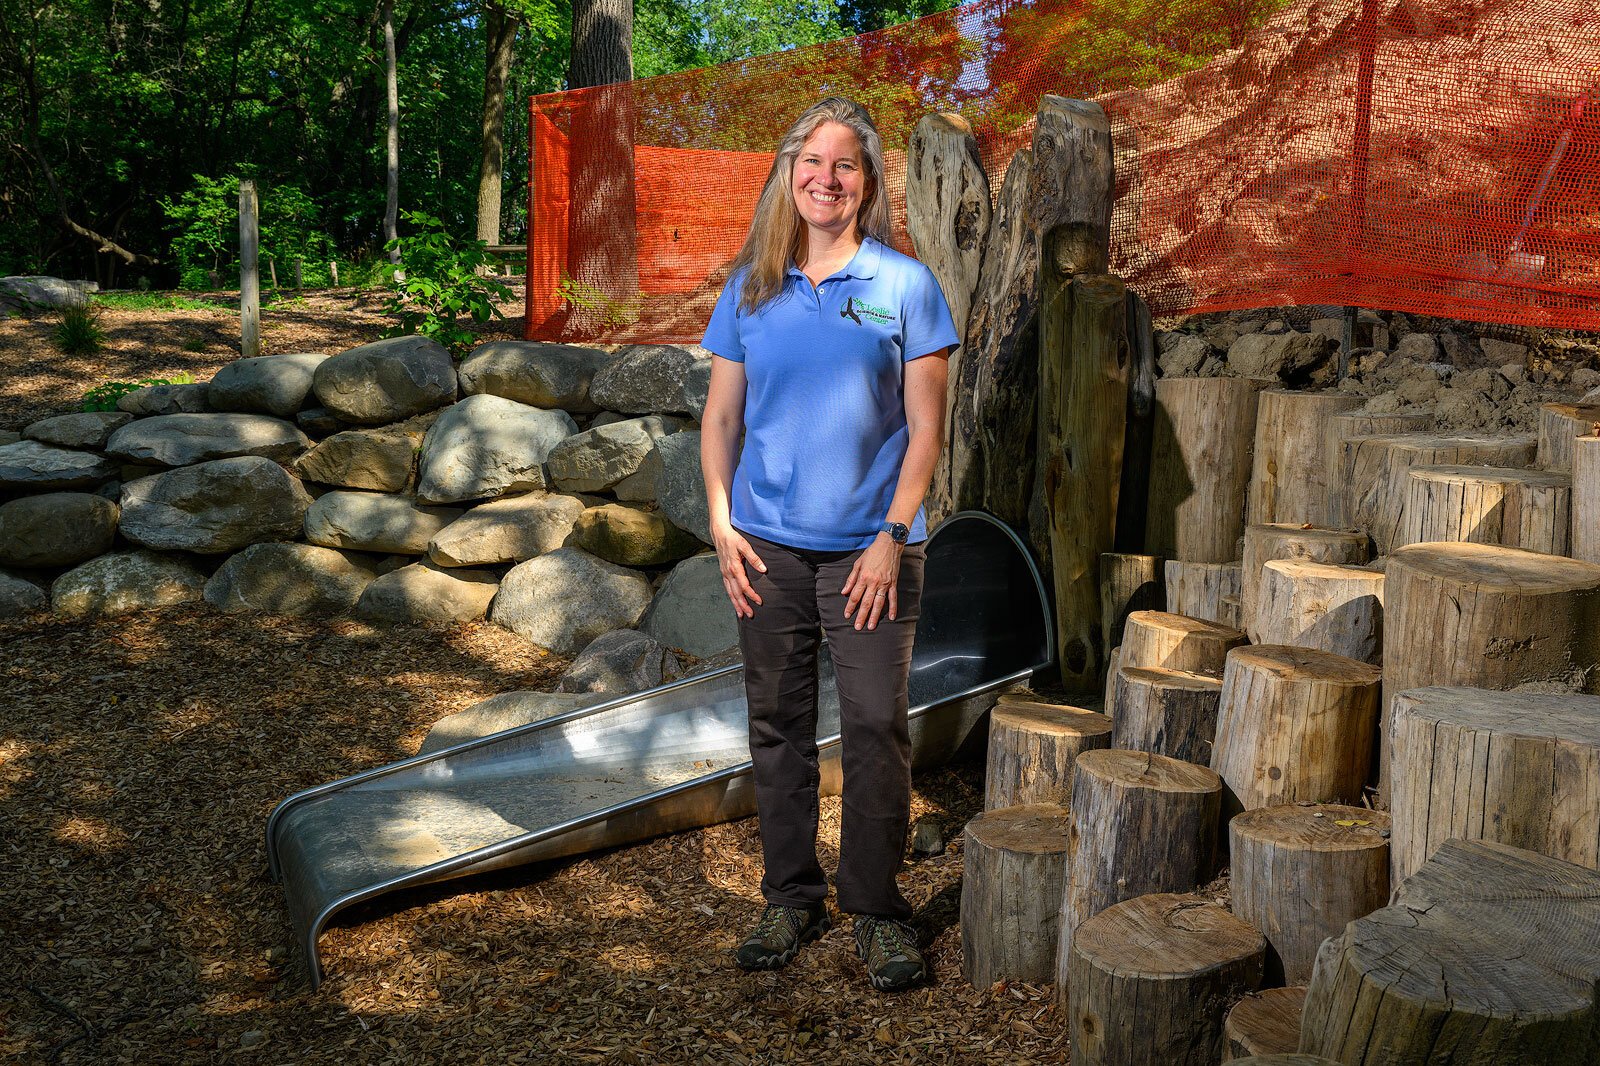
{"left": 755, "top": 905, "right": 798, "bottom": 938}
{"left": 864, "top": 917, "right": 915, "bottom": 958}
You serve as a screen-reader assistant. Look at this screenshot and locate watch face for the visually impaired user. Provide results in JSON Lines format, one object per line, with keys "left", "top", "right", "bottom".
{"left": 885, "top": 522, "right": 909, "bottom": 543}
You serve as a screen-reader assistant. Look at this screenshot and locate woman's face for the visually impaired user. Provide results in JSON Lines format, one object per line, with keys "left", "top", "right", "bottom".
{"left": 791, "top": 120, "right": 872, "bottom": 241}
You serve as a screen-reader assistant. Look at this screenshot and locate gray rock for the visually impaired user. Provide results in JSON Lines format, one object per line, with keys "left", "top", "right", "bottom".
{"left": 569, "top": 503, "right": 700, "bottom": 566}
{"left": 684, "top": 644, "right": 743, "bottom": 676}
{"left": 1393, "top": 333, "right": 1439, "bottom": 363}
{"left": 1572, "top": 369, "right": 1600, "bottom": 393}
{"left": 427, "top": 491, "right": 585, "bottom": 567}
{"left": 207, "top": 352, "right": 328, "bottom": 417}
{"left": 0, "top": 440, "right": 119, "bottom": 489}
{"left": 119, "top": 456, "right": 314, "bottom": 554}
{"left": 1226, "top": 331, "right": 1334, "bottom": 380}
{"left": 490, "top": 547, "right": 652, "bottom": 655}
{"left": 1480, "top": 337, "right": 1529, "bottom": 365}
{"left": 642, "top": 552, "right": 738, "bottom": 656}
{"left": 654, "top": 431, "right": 710, "bottom": 544}
{"left": 203, "top": 542, "right": 377, "bottom": 615}
{"left": 296, "top": 407, "right": 343, "bottom": 436}
{"left": 354, "top": 560, "right": 498, "bottom": 623}
{"left": 52, "top": 550, "right": 207, "bottom": 617}
{"left": 105, "top": 412, "right": 312, "bottom": 466}
{"left": 116, "top": 382, "right": 212, "bottom": 416}
{"left": 545, "top": 415, "right": 681, "bottom": 493}
{"left": 1156, "top": 334, "right": 1216, "bottom": 377}
{"left": 0, "top": 493, "right": 118, "bottom": 568}
{"left": 420, "top": 690, "right": 606, "bottom": 754}
{"left": 0, "top": 568, "right": 47, "bottom": 617}
{"left": 588, "top": 345, "right": 707, "bottom": 415}
{"left": 23, "top": 411, "right": 133, "bottom": 449}
{"left": 613, "top": 448, "right": 663, "bottom": 502}
{"left": 458, "top": 341, "right": 613, "bottom": 413}
{"left": 557, "top": 629, "right": 683, "bottom": 693}
{"left": 681, "top": 355, "right": 712, "bottom": 422}
{"left": 588, "top": 411, "right": 629, "bottom": 429}
{"left": 303, "top": 490, "right": 463, "bottom": 554}
{"left": 312, "top": 336, "right": 458, "bottom": 424}
{"left": 0, "top": 431, "right": 18, "bottom": 446}
{"left": 415, "top": 395, "right": 577, "bottom": 504}
{"left": 293, "top": 412, "right": 435, "bottom": 492}
{"left": 0, "top": 276, "right": 95, "bottom": 312}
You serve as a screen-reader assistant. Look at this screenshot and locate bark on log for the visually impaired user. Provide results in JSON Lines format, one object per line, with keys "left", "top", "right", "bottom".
{"left": 1300, "top": 839, "right": 1600, "bottom": 1065}
{"left": 1254, "top": 559, "right": 1385, "bottom": 664}
{"left": 1241, "top": 524, "right": 1369, "bottom": 642}
{"left": 1398, "top": 464, "right": 1571, "bottom": 555}
{"left": 1165, "top": 560, "right": 1242, "bottom": 627}
{"left": 1219, "top": 594, "right": 1243, "bottom": 630}
{"left": 1056, "top": 749, "right": 1224, "bottom": 1003}
{"left": 1248, "top": 390, "right": 1360, "bottom": 527}
{"left": 1576, "top": 434, "right": 1600, "bottom": 563}
{"left": 1536, "top": 401, "right": 1600, "bottom": 473}
{"left": 1229, "top": 804, "right": 1390, "bottom": 985}
{"left": 1146, "top": 378, "right": 1264, "bottom": 563}
{"left": 1324, "top": 408, "right": 1435, "bottom": 528}
{"left": 1068, "top": 893, "right": 1264, "bottom": 1066}
{"left": 1109, "top": 666, "right": 1222, "bottom": 764}
{"left": 960, "top": 803, "right": 1073, "bottom": 986}
{"left": 1120, "top": 609, "right": 1246, "bottom": 677}
{"left": 1102, "top": 646, "right": 1120, "bottom": 713}
{"left": 1100, "top": 552, "right": 1163, "bottom": 656}
{"left": 1389, "top": 686, "right": 1600, "bottom": 881}
{"left": 1211, "top": 645, "right": 1382, "bottom": 816}
{"left": 1224, "top": 986, "right": 1307, "bottom": 1059}
{"left": 985, "top": 700, "right": 1111, "bottom": 810}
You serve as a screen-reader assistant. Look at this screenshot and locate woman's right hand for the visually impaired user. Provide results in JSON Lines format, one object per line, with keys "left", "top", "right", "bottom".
{"left": 712, "top": 523, "right": 766, "bottom": 619}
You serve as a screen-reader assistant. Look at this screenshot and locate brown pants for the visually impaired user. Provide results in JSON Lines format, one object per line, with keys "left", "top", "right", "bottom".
{"left": 736, "top": 531, "right": 925, "bottom": 920}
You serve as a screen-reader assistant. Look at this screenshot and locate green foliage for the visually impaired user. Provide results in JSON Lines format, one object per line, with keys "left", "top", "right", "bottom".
{"left": 82, "top": 372, "right": 196, "bottom": 412}
{"left": 556, "top": 274, "right": 642, "bottom": 331}
{"left": 94, "top": 292, "right": 224, "bottom": 312}
{"left": 53, "top": 303, "right": 106, "bottom": 355}
{"left": 160, "top": 175, "right": 339, "bottom": 290}
{"left": 381, "top": 210, "right": 512, "bottom": 356}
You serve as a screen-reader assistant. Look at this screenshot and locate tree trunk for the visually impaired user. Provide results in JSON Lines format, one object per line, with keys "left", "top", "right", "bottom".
{"left": 1536, "top": 401, "right": 1600, "bottom": 473}
{"left": 1225, "top": 987, "right": 1308, "bottom": 1059}
{"left": 1241, "top": 524, "right": 1369, "bottom": 642}
{"left": 1120, "top": 609, "right": 1245, "bottom": 677}
{"left": 1254, "top": 559, "right": 1385, "bottom": 664}
{"left": 1117, "top": 291, "right": 1157, "bottom": 551}
{"left": 984, "top": 699, "right": 1111, "bottom": 810}
{"left": 1248, "top": 389, "right": 1360, "bottom": 527}
{"left": 960, "top": 803, "right": 1073, "bottom": 987}
{"left": 1108, "top": 665, "right": 1222, "bottom": 764}
{"left": 474, "top": 4, "right": 518, "bottom": 248}
{"left": 1575, "top": 434, "right": 1600, "bottom": 563}
{"left": 1100, "top": 552, "right": 1162, "bottom": 655}
{"left": 1398, "top": 464, "right": 1571, "bottom": 555}
{"left": 383, "top": 0, "right": 399, "bottom": 261}
{"left": 1164, "top": 560, "right": 1241, "bottom": 628}
{"left": 1145, "top": 378, "right": 1264, "bottom": 563}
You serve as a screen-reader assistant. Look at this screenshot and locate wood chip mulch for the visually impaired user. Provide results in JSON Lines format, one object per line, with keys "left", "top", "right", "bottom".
{"left": 0, "top": 607, "right": 1071, "bottom": 1064}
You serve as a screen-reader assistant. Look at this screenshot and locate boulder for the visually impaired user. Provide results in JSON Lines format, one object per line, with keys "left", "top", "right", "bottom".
{"left": 557, "top": 629, "right": 683, "bottom": 693}
{"left": 613, "top": 448, "right": 663, "bottom": 502}
{"left": 490, "top": 547, "right": 652, "bottom": 656}
{"left": 0, "top": 276, "right": 95, "bottom": 312}
{"left": 296, "top": 407, "right": 342, "bottom": 436}
{"left": 569, "top": 503, "right": 700, "bottom": 566}
{"left": 681, "top": 352, "right": 712, "bottom": 421}
{"left": 457, "top": 341, "right": 613, "bottom": 413}
{"left": 293, "top": 412, "right": 435, "bottom": 492}
{"left": 642, "top": 553, "right": 738, "bottom": 656}
{"left": 203, "top": 542, "right": 377, "bottom": 615}
{"left": 116, "top": 382, "right": 211, "bottom": 416}
{"left": 0, "top": 440, "right": 119, "bottom": 489}
{"left": 545, "top": 415, "right": 681, "bottom": 493}
{"left": 0, "top": 431, "right": 18, "bottom": 446}
{"left": 419, "top": 690, "right": 607, "bottom": 754}
{"left": 588, "top": 344, "right": 707, "bottom": 415}
{"left": 427, "top": 491, "right": 585, "bottom": 567}
{"left": 0, "top": 493, "right": 119, "bottom": 568}
{"left": 655, "top": 431, "right": 711, "bottom": 544}
{"left": 206, "top": 352, "right": 328, "bottom": 417}
{"left": 354, "top": 560, "right": 499, "bottom": 623}
{"left": 105, "top": 412, "right": 312, "bottom": 466}
{"left": 1157, "top": 334, "right": 1218, "bottom": 378}
{"left": 1226, "top": 331, "right": 1335, "bottom": 380}
{"left": 1479, "top": 337, "right": 1529, "bottom": 365}
{"left": 119, "top": 456, "right": 314, "bottom": 553}
{"left": 52, "top": 550, "right": 207, "bottom": 617}
{"left": 0, "top": 568, "right": 47, "bottom": 617}
{"left": 312, "top": 336, "right": 457, "bottom": 424}
{"left": 1393, "top": 333, "right": 1440, "bottom": 362}
{"left": 415, "top": 394, "right": 577, "bottom": 504}
{"left": 23, "top": 411, "right": 133, "bottom": 449}
{"left": 303, "top": 490, "right": 463, "bottom": 554}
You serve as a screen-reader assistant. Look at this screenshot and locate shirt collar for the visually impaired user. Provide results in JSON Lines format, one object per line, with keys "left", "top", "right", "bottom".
{"left": 786, "top": 236, "right": 882, "bottom": 281}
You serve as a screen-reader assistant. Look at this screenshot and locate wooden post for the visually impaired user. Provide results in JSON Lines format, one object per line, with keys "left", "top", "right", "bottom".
{"left": 984, "top": 699, "right": 1110, "bottom": 810}
{"left": 1254, "top": 559, "right": 1385, "bottom": 664}
{"left": 1146, "top": 378, "right": 1264, "bottom": 563}
{"left": 1247, "top": 390, "right": 1360, "bottom": 527}
{"left": 1536, "top": 402, "right": 1600, "bottom": 472}
{"left": 1225, "top": 987, "right": 1307, "bottom": 1059}
{"left": 960, "top": 803, "right": 1073, "bottom": 986}
{"left": 329, "top": 260, "right": 340, "bottom": 287}
{"left": 1108, "top": 666, "right": 1222, "bottom": 764}
{"left": 1118, "top": 291, "right": 1157, "bottom": 552}
{"left": 239, "top": 179, "right": 261, "bottom": 358}
{"left": 268, "top": 255, "right": 279, "bottom": 290}
{"left": 1100, "top": 552, "right": 1163, "bottom": 655}
{"left": 1324, "top": 408, "right": 1435, "bottom": 527}
{"left": 293, "top": 257, "right": 304, "bottom": 290}
{"left": 1120, "top": 609, "right": 1245, "bottom": 677}
{"left": 1241, "top": 524, "right": 1369, "bottom": 642}
{"left": 1398, "top": 465, "right": 1571, "bottom": 555}
{"left": 1164, "top": 560, "right": 1241, "bottom": 627}
{"left": 1575, "top": 434, "right": 1600, "bottom": 562}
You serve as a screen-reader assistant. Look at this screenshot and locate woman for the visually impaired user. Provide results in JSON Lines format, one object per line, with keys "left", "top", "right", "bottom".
{"left": 699, "top": 96, "right": 958, "bottom": 993}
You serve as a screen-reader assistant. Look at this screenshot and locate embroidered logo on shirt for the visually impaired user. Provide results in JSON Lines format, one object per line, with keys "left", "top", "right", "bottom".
{"left": 841, "top": 297, "right": 893, "bottom": 326}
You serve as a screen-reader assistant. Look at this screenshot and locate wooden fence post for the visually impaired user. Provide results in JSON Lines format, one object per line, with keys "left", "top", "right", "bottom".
{"left": 239, "top": 179, "right": 261, "bottom": 358}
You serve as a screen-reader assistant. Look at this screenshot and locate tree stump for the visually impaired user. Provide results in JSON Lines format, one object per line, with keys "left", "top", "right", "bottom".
{"left": 1100, "top": 552, "right": 1163, "bottom": 657}
{"left": 1301, "top": 839, "right": 1600, "bottom": 1064}
{"left": 1572, "top": 433, "right": 1600, "bottom": 563}
{"left": 1536, "top": 401, "right": 1600, "bottom": 473}
{"left": 1056, "top": 749, "right": 1223, "bottom": 1002}
{"left": 1109, "top": 666, "right": 1222, "bottom": 764}
{"left": 1165, "top": 560, "right": 1242, "bottom": 627}
{"left": 1146, "top": 377, "right": 1264, "bottom": 563}
{"left": 1248, "top": 390, "right": 1360, "bottom": 527}
{"left": 1389, "top": 686, "right": 1600, "bottom": 880}
{"left": 960, "top": 803, "right": 1073, "bottom": 987}
{"left": 1225, "top": 986, "right": 1307, "bottom": 1059}
{"left": 984, "top": 699, "right": 1111, "bottom": 810}
{"left": 1241, "top": 524, "right": 1369, "bottom": 642}
{"left": 1324, "top": 408, "right": 1435, "bottom": 527}
{"left": 1068, "top": 893, "right": 1265, "bottom": 1066}
{"left": 1229, "top": 804, "right": 1390, "bottom": 984}
{"left": 1211, "top": 646, "right": 1382, "bottom": 816}
{"left": 1254, "top": 559, "right": 1385, "bottom": 664}
{"left": 1121, "top": 609, "right": 1246, "bottom": 677}
{"left": 1398, "top": 464, "right": 1571, "bottom": 555}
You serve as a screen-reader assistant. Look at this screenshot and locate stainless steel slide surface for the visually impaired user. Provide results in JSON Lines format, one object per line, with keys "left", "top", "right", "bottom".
{"left": 266, "top": 511, "right": 1054, "bottom": 986}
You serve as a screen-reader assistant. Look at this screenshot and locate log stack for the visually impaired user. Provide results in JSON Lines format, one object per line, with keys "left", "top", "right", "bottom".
{"left": 1111, "top": 610, "right": 1245, "bottom": 716}
{"left": 1108, "top": 666, "right": 1222, "bottom": 764}
{"left": 1536, "top": 401, "right": 1600, "bottom": 473}
{"left": 1165, "top": 560, "right": 1242, "bottom": 628}
{"left": 984, "top": 698, "right": 1111, "bottom": 810}
{"left": 1323, "top": 408, "right": 1435, "bottom": 527}
{"left": 1240, "top": 524, "right": 1369, "bottom": 641}
{"left": 960, "top": 803, "right": 1073, "bottom": 986}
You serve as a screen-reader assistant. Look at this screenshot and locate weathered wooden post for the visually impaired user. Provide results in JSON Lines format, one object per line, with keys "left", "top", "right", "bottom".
{"left": 239, "top": 179, "right": 261, "bottom": 358}
{"left": 960, "top": 803, "right": 1073, "bottom": 986}
{"left": 1575, "top": 433, "right": 1600, "bottom": 562}
{"left": 292, "top": 257, "right": 304, "bottom": 290}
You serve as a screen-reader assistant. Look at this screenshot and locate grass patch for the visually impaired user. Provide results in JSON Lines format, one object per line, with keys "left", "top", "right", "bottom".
{"left": 93, "top": 291, "right": 233, "bottom": 312}
{"left": 53, "top": 303, "right": 106, "bottom": 355}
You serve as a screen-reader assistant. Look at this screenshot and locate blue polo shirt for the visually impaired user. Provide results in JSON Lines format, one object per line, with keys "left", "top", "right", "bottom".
{"left": 701, "top": 236, "right": 959, "bottom": 551}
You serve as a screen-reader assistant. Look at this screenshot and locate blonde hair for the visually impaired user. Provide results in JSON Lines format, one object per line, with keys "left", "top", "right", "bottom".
{"left": 728, "top": 96, "right": 892, "bottom": 314}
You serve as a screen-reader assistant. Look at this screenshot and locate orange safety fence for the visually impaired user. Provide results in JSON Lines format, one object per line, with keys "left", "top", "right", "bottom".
{"left": 526, "top": 0, "right": 1600, "bottom": 343}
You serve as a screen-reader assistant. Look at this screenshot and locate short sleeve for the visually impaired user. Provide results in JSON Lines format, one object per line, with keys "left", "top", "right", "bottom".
{"left": 901, "top": 265, "right": 960, "bottom": 362}
{"left": 701, "top": 273, "right": 745, "bottom": 362}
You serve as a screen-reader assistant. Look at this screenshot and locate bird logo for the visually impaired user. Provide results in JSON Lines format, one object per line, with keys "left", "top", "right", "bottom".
{"left": 841, "top": 297, "right": 863, "bottom": 326}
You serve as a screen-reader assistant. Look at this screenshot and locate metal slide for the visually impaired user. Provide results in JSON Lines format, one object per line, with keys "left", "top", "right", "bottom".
{"left": 266, "top": 511, "right": 1053, "bottom": 987}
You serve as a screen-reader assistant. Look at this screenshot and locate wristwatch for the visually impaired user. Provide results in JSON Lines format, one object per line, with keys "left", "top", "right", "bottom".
{"left": 879, "top": 521, "right": 910, "bottom": 544}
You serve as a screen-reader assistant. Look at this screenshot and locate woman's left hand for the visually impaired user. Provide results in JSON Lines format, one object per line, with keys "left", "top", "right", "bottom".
{"left": 841, "top": 533, "right": 904, "bottom": 631}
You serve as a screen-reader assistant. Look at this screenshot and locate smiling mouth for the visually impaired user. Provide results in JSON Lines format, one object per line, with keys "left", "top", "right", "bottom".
{"left": 808, "top": 191, "right": 842, "bottom": 204}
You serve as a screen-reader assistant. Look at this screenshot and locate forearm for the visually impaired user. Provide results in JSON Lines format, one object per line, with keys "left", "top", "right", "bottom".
{"left": 700, "top": 419, "right": 742, "bottom": 532}
{"left": 883, "top": 426, "right": 943, "bottom": 529}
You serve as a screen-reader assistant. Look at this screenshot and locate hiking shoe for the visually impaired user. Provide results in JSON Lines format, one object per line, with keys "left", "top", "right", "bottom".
{"left": 735, "top": 903, "right": 831, "bottom": 970}
{"left": 854, "top": 915, "right": 926, "bottom": 991}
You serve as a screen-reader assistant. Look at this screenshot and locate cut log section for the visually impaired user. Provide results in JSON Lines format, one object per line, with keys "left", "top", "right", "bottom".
{"left": 1146, "top": 377, "right": 1264, "bottom": 563}
{"left": 1300, "top": 839, "right": 1600, "bottom": 1065}
{"left": 1211, "top": 646, "right": 1382, "bottom": 816}
{"left": 1398, "top": 464, "right": 1571, "bottom": 555}
{"left": 1068, "top": 893, "right": 1265, "bottom": 1066}
{"left": 1323, "top": 407, "right": 1435, "bottom": 527}
{"left": 1254, "top": 559, "right": 1385, "bottom": 664}
{"left": 1248, "top": 389, "right": 1361, "bottom": 527}
{"left": 1241, "top": 524, "right": 1370, "bottom": 641}
{"left": 960, "top": 803, "right": 1073, "bottom": 987}
{"left": 1224, "top": 986, "right": 1307, "bottom": 1059}
{"left": 984, "top": 699, "right": 1111, "bottom": 810}
{"left": 1573, "top": 434, "right": 1600, "bottom": 563}
{"left": 1389, "top": 686, "right": 1600, "bottom": 880}
{"left": 1056, "top": 749, "right": 1223, "bottom": 1002}
{"left": 1229, "top": 804, "right": 1390, "bottom": 984}
{"left": 1100, "top": 552, "right": 1163, "bottom": 656}
{"left": 1120, "top": 609, "right": 1246, "bottom": 677}
{"left": 1165, "top": 560, "right": 1242, "bottom": 627}
{"left": 1108, "top": 666, "right": 1222, "bottom": 764}
{"left": 1536, "top": 401, "right": 1600, "bottom": 473}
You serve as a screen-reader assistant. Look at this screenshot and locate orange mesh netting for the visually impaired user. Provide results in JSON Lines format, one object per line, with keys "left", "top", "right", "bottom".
{"left": 526, "top": 0, "right": 1600, "bottom": 343}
